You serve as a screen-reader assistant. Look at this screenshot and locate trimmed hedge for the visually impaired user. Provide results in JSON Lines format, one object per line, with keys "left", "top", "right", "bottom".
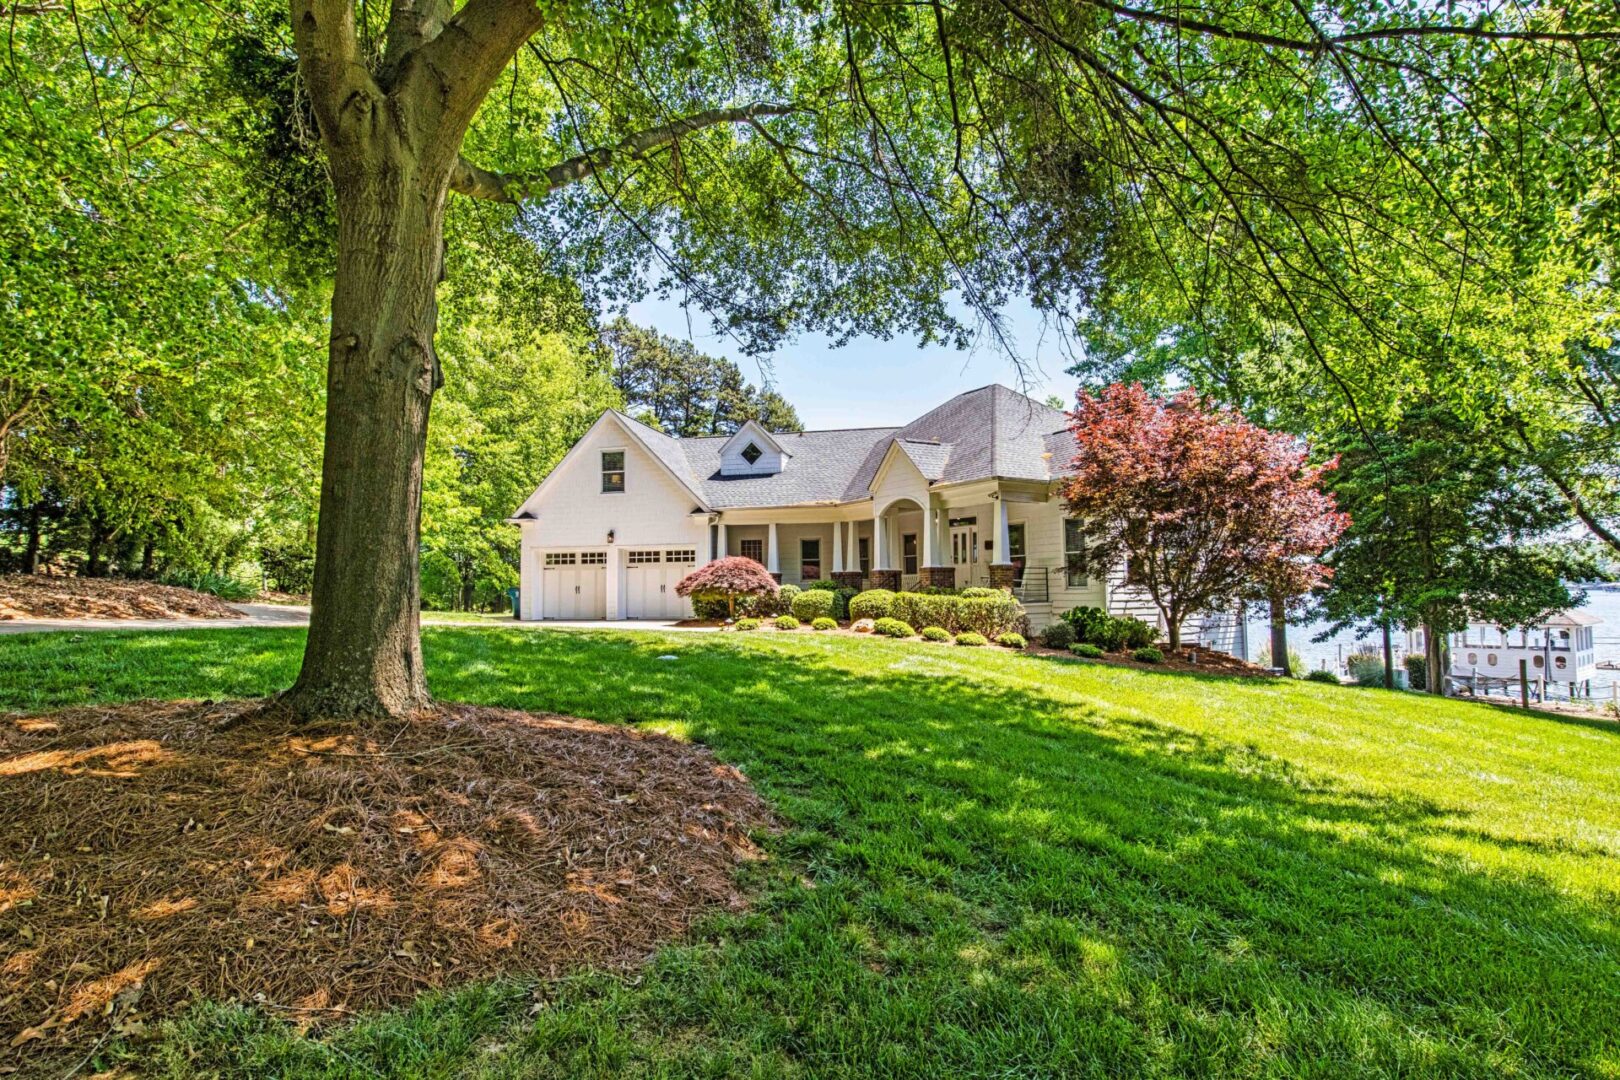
{"left": 872, "top": 617, "right": 915, "bottom": 638}
{"left": 774, "top": 615, "right": 801, "bottom": 630}
{"left": 807, "top": 579, "right": 858, "bottom": 619}
{"left": 1071, "top": 642, "right": 1104, "bottom": 659}
{"left": 812, "top": 617, "right": 838, "bottom": 631}
{"left": 960, "top": 586, "right": 1002, "bottom": 599}
{"left": 791, "top": 589, "right": 837, "bottom": 623}
{"left": 849, "top": 589, "right": 896, "bottom": 621}
{"left": 1305, "top": 669, "right": 1341, "bottom": 684}
{"left": 889, "top": 590, "right": 1024, "bottom": 638}
{"left": 955, "top": 632, "right": 988, "bottom": 647}
{"left": 920, "top": 626, "right": 951, "bottom": 642}
{"left": 735, "top": 617, "right": 761, "bottom": 631}
{"left": 996, "top": 633, "right": 1027, "bottom": 650}
{"left": 1132, "top": 646, "right": 1165, "bottom": 664}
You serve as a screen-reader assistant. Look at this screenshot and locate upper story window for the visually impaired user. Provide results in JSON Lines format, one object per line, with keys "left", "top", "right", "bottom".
{"left": 601, "top": 450, "right": 625, "bottom": 493}
{"left": 740, "top": 442, "right": 763, "bottom": 465}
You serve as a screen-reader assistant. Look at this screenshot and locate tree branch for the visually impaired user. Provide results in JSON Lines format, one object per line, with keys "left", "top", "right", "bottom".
{"left": 289, "top": 0, "right": 373, "bottom": 139}
{"left": 449, "top": 102, "right": 797, "bottom": 203}
{"left": 1078, "top": 0, "right": 1620, "bottom": 52}
{"left": 405, "top": 0, "right": 545, "bottom": 133}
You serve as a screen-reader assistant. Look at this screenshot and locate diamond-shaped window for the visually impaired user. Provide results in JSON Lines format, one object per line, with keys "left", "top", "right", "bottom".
{"left": 740, "top": 442, "right": 763, "bottom": 465}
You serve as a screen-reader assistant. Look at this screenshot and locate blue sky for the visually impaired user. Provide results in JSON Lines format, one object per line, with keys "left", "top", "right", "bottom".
{"left": 621, "top": 294, "right": 1082, "bottom": 430}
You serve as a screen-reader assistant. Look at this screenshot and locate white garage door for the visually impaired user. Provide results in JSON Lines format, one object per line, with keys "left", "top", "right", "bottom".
{"left": 541, "top": 551, "right": 606, "bottom": 619}
{"left": 625, "top": 548, "right": 696, "bottom": 619}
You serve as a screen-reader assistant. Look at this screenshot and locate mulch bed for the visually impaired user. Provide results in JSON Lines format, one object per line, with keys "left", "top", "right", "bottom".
{"left": 0, "top": 700, "right": 773, "bottom": 1072}
{"left": 0, "top": 575, "right": 243, "bottom": 621}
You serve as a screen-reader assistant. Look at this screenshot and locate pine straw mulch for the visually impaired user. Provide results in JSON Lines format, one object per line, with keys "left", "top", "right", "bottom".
{"left": 0, "top": 575, "right": 243, "bottom": 621}
{"left": 0, "top": 699, "right": 774, "bottom": 1072}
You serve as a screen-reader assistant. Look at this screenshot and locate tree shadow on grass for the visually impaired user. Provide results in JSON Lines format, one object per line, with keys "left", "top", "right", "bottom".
{"left": 414, "top": 629, "right": 1620, "bottom": 1079}
{"left": 8, "top": 627, "right": 1618, "bottom": 1076}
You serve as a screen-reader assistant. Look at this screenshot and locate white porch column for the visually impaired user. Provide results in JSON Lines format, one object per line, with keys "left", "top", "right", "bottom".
{"left": 767, "top": 522, "right": 780, "bottom": 575}
{"left": 832, "top": 520, "right": 844, "bottom": 573}
{"left": 921, "top": 505, "right": 935, "bottom": 567}
{"left": 605, "top": 545, "right": 623, "bottom": 618}
{"left": 992, "top": 494, "right": 1012, "bottom": 564}
{"left": 715, "top": 522, "right": 728, "bottom": 562}
{"left": 873, "top": 513, "right": 888, "bottom": 569}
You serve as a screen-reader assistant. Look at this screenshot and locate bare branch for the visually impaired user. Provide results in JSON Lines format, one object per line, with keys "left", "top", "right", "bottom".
{"left": 449, "top": 102, "right": 797, "bottom": 203}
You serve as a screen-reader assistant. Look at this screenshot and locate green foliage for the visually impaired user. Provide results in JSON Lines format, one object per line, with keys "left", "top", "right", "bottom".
{"left": 790, "top": 589, "right": 836, "bottom": 623}
{"left": 603, "top": 318, "right": 802, "bottom": 435}
{"left": 890, "top": 591, "right": 953, "bottom": 631}
{"left": 919, "top": 626, "right": 951, "bottom": 642}
{"left": 1346, "top": 651, "right": 1387, "bottom": 688}
{"left": 960, "top": 587, "right": 1002, "bottom": 599}
{"left": 849, "top": 590, "right": 896, "bottom": 622}
{"left": 1039, "top": 622, "right": 1078, "bottom": 649}
{"left": 1071, "top": 642, "right": 1105, "bottom": 659}
{"left": 1061, "top": 607, "right": 1156, "bottom": 651}
{"left": 996, "top": 633, "right": 1027, "bottom": 650}
{"left": 888, "top": 591, "right": 1025, "bottom": 638}
{"left": 871, "top": 617, "right": 914, "bottom": 638}
{"left": 774, "top": 584, "right": 802, "bottom": 618}
{"left": 773, "top": 615, "right": 800, "bottom": 631}
{"left": 1132, "top": 647, "right": 1165, "bottom": 664}
{"left": 811, "top": 617, "right": 837, "bottom": 631}
{"left": 1254, "top": 643, "right": 1307, "bottom": 678}
{"left": 955, "top": 632, "right": 988, "bottom": 647}
{"left": 734, "top": 618, "right": 761, "bottom": 632}
{"left": 1406, "top": 655, "right": 1429, "bottom": 692}
{"left": 806, "top": 580, "right": 857, "bottom": 620}
{"left": 256, "top": 537, "right": 315, "bottom": 595}
{"left": 156, "top": 569, "right": 256, "bottom": 602}
{"left": 1306, "top": 669, "right": 1343, "bottom": 685}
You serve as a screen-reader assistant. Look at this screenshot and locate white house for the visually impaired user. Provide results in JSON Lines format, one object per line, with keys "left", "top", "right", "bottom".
{"left": 508, "top": 383, "right": 1243, "bottom": 646}
{"left": 1446, "top": 612, "right": 1601, "bottom": 691}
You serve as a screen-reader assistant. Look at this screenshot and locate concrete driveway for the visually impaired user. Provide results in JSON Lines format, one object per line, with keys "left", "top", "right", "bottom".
{"left": 0, "top": 605, "right": 712, "bottom": 635}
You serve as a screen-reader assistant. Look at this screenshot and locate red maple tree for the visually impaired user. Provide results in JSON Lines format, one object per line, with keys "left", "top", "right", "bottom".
{"left": 1062, "top": 384, "right": 1348, "bottom": 650}
{"left": 675, "top": 556, "right": 780, "bottom": 619}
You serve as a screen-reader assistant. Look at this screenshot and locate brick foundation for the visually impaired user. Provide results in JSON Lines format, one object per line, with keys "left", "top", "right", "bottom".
{"left": 920, "top": 566, "right": 956, "bottom": 589}
{"left": 832, "top": 571, "right": 865, "bottom": 591}
{"left": 770, "top": 572, "right": 783, "bottom": 584}
{"left": 988, "top": 564, "right": 1017, "bottom": 591}
{"left": 869, "top": 569, "right": 902, "bottom": 592}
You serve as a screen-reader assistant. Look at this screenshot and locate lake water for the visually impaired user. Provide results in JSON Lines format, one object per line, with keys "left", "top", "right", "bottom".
{"left": 1253, "top": 587, "right": 1620, "bottom": 701}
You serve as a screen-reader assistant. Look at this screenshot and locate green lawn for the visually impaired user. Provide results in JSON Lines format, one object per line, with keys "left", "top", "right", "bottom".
{"left": 3, "top": 627, "right": 1619, "bottom": 1078}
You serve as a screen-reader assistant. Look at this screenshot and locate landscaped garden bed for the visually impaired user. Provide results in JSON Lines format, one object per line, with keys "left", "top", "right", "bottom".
{"left": 0, "top": 574, "right": 246, "bottom": 622}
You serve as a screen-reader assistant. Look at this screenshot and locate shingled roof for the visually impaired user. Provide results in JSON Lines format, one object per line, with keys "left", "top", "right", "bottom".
{"left": 611, "top": 385, "right": 1073, "bottom": 510}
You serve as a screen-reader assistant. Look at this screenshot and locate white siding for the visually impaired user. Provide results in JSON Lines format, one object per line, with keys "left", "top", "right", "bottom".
{"left": 718, "top": 435, "right": 785, "bottom": 476}
{"left": 871, "top": 450, "right": 928, "bottom": 515}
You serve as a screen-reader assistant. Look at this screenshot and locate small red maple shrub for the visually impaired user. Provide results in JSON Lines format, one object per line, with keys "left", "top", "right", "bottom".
{"left": 675, "top": 556, "right": 780, "bottom": 618}
{"left": 1062, "top": 384, "right": 1348, "bottom": 649}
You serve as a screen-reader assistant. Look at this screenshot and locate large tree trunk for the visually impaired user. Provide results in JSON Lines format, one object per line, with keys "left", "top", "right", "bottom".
{"left": 283, "top": 137, "right": 451, "bottom": 720}
{"left": 1423, "top": 619, "right": 1445, "bottom": 696}
{"left": 1268, "top": 594, "right": 1291, "bottom": 676}
{"left": 1381, "top": 619, "right": 1394, "bottom": 690}
{"left": 85, "top": 520, "right": 107, "bottom": 578}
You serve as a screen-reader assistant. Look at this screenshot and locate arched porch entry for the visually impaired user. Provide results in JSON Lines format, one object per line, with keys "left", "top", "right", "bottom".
{"left": 871, "top": 495, "right": 942, "bottom": 592}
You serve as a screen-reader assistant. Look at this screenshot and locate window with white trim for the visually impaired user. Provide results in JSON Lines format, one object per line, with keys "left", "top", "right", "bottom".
{"left": 601, "top": 450, "right": 625, "bottom": 493}
{"left": 740, "top": 442, "right": 763, "bottom": 465}
{"left": 1063, "top": 518, "right": 1089, "bottom": 587}
{"left": 627, "top": 550, "right": 662, "bottom": 565}
{"left": 545, "top": 552, "right": 577, "bottom": 567}
{"left": 800, "top": 538, "right": 821, "bottom": 580}
{"left": 580, "top": 551, "right": 607, "bottom": 565}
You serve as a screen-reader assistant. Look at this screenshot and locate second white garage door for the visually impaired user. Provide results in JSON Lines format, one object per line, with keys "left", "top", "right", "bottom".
{"left": 541, "top": 551, "right": 606, "bottom": 619}
{"left": 625, "top": 548, "right": 696, "bottom": 619}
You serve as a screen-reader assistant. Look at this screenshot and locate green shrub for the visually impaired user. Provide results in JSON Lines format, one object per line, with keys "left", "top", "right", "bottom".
{"left": 1118, "top": 617, "right": 1158, "bottom": 650}
{"left": 891, "top": 591, "right": 954, "bottom": 631}
{"left": 812, "top": 616, "right": 837, "bottom": 631}
{"left": 960, "top": 586, "right": 1002, "bottom": 598}
{"left": 735, "top": 617, "right": 761, "bottom": 631}
{"left": 1061, "top": 606, "right": 1157, "bottom": 651}
{"left": 919, "top": 626, "right": 951, "bottom": 642}
{"left": 158, "top": 569, "right": 256, "bottom": 602}
{"left": 1405, "top": 653, "right": 1428, "bottom": 691}
{"left": 1039, "top": 621, "right": 1077, "bottom": 649}
{"left": 1305, "top": 669, "right": 1341, "bottom": 684}
{"left": 954, "top": 594, "right": 1025, "bottom": 638}
{"left": 1071, "top": 642, "right": 1104, "bottom": 659}
{"left": 774, "top": 615, "right": 800, "bottom": 630}
{"left": 1346, "top": 650, "right": 1385, "bottom": 687}
{"left": 872, "top": 617, "right": 915, "bottom": 638}
{"left": 257, "top": 539, "right": 314, "bottom": 594}
{"left": 768, "top": 583, "right": 800, "bottom": 617}
{"left": 1132, "top": 646, "right": 1165, "bottom": 664}
{"left": 791, "top": 588, "right": 836, "bottom": 623}
{"left": 806, "top": 580, "right": 857, "bottom": 620}
{"left": 849, "top": 589, "right": 896, "bottom": 621}
{"left": 996, "top": 633, "right": 1027, "bottom": 649}
{"left": 955, "top": 632, "right": 988, "bottom": 647}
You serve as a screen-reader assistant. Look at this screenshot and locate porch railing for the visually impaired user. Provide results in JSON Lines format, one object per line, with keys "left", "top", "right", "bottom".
{"left": 1013, "top": 565, "right": 1049, "bottom": 605}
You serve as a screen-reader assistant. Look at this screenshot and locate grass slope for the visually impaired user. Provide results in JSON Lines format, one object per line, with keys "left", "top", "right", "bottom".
{"left": 2, "top": 627, "right": 1618, "bottom": 1078}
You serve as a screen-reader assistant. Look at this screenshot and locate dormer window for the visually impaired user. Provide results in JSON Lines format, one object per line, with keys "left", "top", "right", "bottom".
{"left": 740, "top": 442, "right": 763, "bottom": 466}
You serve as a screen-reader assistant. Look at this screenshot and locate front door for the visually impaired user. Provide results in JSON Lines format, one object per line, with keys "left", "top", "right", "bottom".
{"left": 950, "top": 517, "right": 978, "bottom": 585}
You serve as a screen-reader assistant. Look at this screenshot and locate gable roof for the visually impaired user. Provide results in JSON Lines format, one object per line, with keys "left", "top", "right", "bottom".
{"left": 680, "top": 426, "right": 899, "bottom": 508}
{"left": 512, "top": 410, "right": 711, "bottom": 517}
